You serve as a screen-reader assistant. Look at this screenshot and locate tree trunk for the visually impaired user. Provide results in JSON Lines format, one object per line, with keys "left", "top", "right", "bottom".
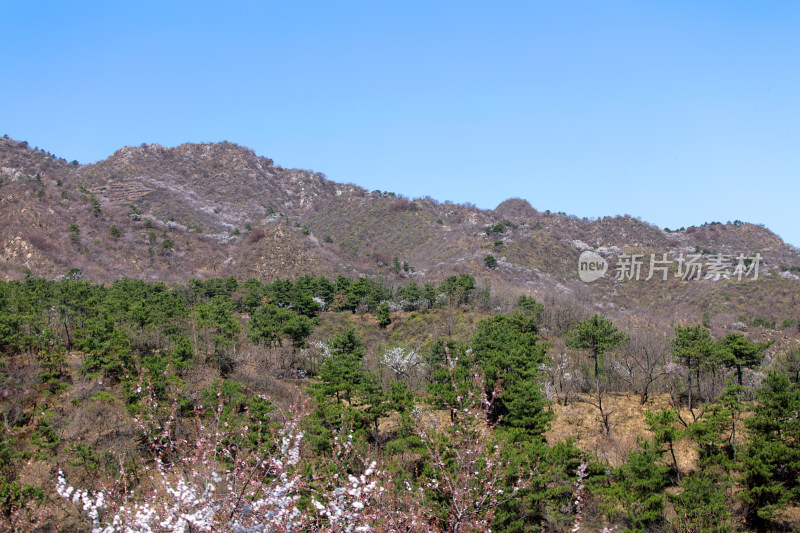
{"left": 594, "top": 352, "right": 609, "bottom": 433}
{"left": 669, "top": 442, "right": 681, "bottom": 481}
{"left": 63, "top": 318, "right": 72, "bottom": 351}
{"left": 687, "top": 357, "right": 693, "bottom": 414}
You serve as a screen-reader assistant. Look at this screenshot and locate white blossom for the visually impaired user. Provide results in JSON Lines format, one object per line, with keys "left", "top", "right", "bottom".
{"left": 380, "top": 347, "right": 423, "bottom": 378}
{"left": 312, "top": 297, "right": 327, "bottom": 311}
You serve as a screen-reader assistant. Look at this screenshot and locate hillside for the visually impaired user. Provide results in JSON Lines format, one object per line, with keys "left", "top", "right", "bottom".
{"left": 2, "top": 135, "right": 800, "bottom": 531}
{"left": 2, "top": 134, "right": 799, "bottom": 328}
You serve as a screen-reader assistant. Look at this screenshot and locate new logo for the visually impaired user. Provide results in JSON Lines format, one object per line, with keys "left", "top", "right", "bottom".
{"left": 578, "top": 250, "right": 607, "bottom": 282}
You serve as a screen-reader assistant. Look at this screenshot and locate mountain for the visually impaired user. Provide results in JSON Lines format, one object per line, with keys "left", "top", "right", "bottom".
{"left": 2, "top": 135, "right": 799, "bottom": 327}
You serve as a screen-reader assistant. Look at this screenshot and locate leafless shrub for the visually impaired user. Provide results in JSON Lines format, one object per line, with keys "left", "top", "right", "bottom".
{"left": 538, "top": 289, "right": 591, "bottom": 336}
{"left": 543, "top": 338, "right": 583, "bottom": 406}
{"left": 230, "top": 360, "right": 296, "bottom": 405}
{"left": 388, "top": 197, "right": 417, "bottom": 212}
{"left": 419, "top": 195, "right": 439, "bottom": 206}
{"left": 247, "top": 227, "right": 266, "bottom": 243}
{"left": 26, "top": 230, "right": 58, "bottom": 254}
{"left": 372, "top": 253, "right": 391, "bottom": 267}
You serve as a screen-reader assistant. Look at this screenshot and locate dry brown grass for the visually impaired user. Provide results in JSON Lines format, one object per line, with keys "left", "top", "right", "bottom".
{"left": 546, "top": 392, "right": 699, "bottom": 470}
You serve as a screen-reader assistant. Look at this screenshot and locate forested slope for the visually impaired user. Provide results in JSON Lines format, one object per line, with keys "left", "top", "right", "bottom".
{"left": 0, "top": 275, "right": 798, "bottom": 531}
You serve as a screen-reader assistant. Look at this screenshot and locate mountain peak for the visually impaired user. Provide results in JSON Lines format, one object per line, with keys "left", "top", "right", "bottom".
{"left": 494, "top": 197, "right": 538, "bottom": 219}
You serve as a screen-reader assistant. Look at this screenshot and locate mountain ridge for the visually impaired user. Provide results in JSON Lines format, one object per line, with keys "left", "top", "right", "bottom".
{"left": 2, "top": 135, "right": 799, "bottom": 327}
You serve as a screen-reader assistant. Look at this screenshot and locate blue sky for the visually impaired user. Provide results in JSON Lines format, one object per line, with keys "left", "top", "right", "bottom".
{"left": 2, "top": 2, "right": 799, "bottom": 246}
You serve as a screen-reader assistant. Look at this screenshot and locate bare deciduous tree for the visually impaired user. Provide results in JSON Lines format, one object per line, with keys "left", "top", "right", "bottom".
{"left": 614, "top": 325, "right": 671, "bottom": 405}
